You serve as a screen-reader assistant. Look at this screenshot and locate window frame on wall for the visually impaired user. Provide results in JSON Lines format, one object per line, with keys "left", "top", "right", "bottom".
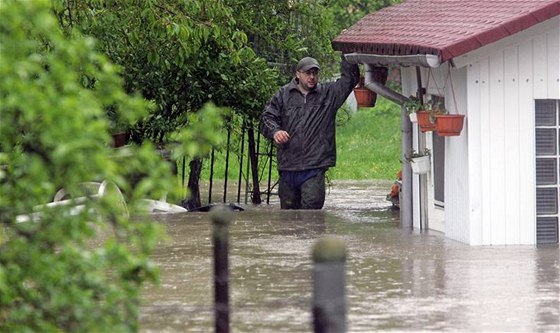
{"left": 535, "top": 99, "right": 560, "bottom": 244}
{"left": 430, "top": 95, "right": 445, "bottom": 208}
{"left": 432, "top": 132, "right": 445, "bottom": 207}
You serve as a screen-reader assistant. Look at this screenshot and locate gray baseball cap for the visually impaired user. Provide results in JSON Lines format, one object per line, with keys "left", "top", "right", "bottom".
{"left": 296, "top": 57, "right": 320, "bottom": 72}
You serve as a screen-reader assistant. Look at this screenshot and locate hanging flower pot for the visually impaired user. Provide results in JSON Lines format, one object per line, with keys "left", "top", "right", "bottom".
{"left": 435, "top": 114, "right": 465, "bottom": 136}
{"left": 404, "top": 96, "right": 422, "bottom": 123}
{"left": 416, "top": 111, "right": 435, "bottom": 132}
{"left": 354, "top": 87, "right": 376, "bottom": 108}
{"left": 409, "top": 155, "right": 431, "bottom": 174}
{"left": 354, "top": 67, "right": 387, "bottom": 109}
{"left": 405, "top": 149, "right": 431, "bottom": 175}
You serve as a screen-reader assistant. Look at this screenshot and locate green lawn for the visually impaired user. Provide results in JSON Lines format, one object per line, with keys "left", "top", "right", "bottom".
{"left": 330, "top": 97, "right": 402, "bottom": 180}
{"left": 189, "top": 96, "right": 402, "bottom": 184}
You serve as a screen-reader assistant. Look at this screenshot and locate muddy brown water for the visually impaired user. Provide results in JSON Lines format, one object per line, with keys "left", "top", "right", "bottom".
{"left": 140, "top": 180, "right": 559, "bottom": 332}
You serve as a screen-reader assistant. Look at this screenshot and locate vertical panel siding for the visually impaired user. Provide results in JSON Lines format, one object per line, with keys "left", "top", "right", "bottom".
{"left": 533, "top": 35, "right": 548, "bottom": 99}
{"left": 504, "top": 46, "right": 521, "bottom": 244}
{"left": 445, "top": 68, "right": 470, "bottom": 244}
{"left": 479, "top": 59, "right": 493, "bottom": 245}
{"left": 488, "top": 52, "right": 507, "bottom": 245}
{"left": 468, "top": 63, "right": 484, "bottom": 245}
{"left": 547, "top": 28, "right": 560, "bottom": 99}
{"left": 466, "top": 23, "right": 558, "bottom": 245}
{"left": 518, "top": 39, "right": 537, "bottom": 244}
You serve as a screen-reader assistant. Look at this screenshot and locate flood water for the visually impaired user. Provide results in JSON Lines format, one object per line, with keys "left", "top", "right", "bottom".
{"left": 140, "top": 180, "right": 560, "bottom": 332}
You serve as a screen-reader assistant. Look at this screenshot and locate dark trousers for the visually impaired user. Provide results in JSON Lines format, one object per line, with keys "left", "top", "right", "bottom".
{"left": 278, "top": 170, "right": 326, "bottom": 209}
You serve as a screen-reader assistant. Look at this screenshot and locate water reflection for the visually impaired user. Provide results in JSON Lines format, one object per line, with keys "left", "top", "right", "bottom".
{"left": 140, "top": 180, "right": 559, "bottom": 332}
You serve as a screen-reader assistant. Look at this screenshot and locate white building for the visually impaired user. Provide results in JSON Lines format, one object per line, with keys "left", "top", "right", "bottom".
{"left": 334, "top": 0, "right": 560, "bottom": 245}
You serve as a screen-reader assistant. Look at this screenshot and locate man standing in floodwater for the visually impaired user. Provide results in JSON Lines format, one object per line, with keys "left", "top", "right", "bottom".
{"left": 260, "top": 55, "right": 360, "bottom": 209}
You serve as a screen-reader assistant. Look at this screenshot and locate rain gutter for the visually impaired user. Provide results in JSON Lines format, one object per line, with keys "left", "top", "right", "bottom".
{"left": 344, "top": 53, "right": 441, "bottom": 69}
{"left": 343, "top": 52, "right": 441, "bottom": 105}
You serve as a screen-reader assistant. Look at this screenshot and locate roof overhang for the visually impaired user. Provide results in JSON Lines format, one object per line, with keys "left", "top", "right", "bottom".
{"left": 333, "top": 0, "right": 560, "bottom": 65}
{"left": 344, "top": 53, "right": 442, "bottom": 68}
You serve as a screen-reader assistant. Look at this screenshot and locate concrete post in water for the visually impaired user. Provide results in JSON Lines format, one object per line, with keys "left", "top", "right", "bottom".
{"left": 312, "top": 237, "right": 347, "bottom": 333}
{"left": 210, "top": 205, "right": 234, "bottom": 333}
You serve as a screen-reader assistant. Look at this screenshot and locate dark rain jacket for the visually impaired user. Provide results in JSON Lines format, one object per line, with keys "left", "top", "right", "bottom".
{"left": 260, "top": 58, "right": 360, "bottom": 171}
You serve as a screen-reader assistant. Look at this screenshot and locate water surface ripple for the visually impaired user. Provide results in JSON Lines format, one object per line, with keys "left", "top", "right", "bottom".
{"left": 140, "top": 180, "right": 559, "bottom": 332}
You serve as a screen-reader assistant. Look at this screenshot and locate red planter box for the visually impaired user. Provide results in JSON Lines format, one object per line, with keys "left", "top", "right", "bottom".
{"left": 435, "top": 114, "right": 465, "bottom": 136}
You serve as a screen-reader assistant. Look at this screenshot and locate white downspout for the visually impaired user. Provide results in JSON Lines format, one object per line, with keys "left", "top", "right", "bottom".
{"left": 367, "top": 64, "right": 413, "bottom": 229}
{"left": 344, "top": 53, "right": 440, "bottom": 229}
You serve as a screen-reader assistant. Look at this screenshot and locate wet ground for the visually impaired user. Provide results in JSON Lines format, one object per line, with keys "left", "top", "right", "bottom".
{"left": 140, "top": 180, "right": 559, "bottom": 332}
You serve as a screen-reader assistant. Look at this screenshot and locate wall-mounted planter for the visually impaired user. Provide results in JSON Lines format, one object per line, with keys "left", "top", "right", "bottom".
{"left": 416, "top": 111, "right": 436, "bottom": 132}
{"left": 409, "top": 155, "right": 431, "bottom": 174}
{"left": 435, "top": 114, "right": 465, "bottom": 136}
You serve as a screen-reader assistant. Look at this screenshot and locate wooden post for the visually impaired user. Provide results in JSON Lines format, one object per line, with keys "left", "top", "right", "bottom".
{"left": 210, "top": 205, "right": 234, "bottom": 333}
{"left": 312, "top": 237, "right": 347, "bottom": 333}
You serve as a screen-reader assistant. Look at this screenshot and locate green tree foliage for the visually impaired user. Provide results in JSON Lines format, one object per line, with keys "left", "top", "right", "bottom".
{"left": 227, "top": 0, "right": 340, "bottom": 80}
{"left": 47, "top": 0, "right": 401, "bottom": 207}
{"left": 53, "top": 0, "right": 278, "bottom": 143}
{"left": 51, "top": 0, "right": 400, "bottom": 143}
{"left": 52, "top": 0, "right": 353, "bottom": 205}
{"left": 228, "top": 0, "right": 403, "bottom": 81}
{"left": 0, "top": 1, "right": 222, "bottom": 331}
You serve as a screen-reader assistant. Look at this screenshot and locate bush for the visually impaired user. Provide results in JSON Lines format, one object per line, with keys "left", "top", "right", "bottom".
{"left": 0, "top": 2, "right": 182, "bottom": 331}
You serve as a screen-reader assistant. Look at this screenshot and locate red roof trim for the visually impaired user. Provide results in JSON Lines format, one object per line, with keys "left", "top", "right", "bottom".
{"left": 333, "top": 0, "right": 560, "bottom": 62}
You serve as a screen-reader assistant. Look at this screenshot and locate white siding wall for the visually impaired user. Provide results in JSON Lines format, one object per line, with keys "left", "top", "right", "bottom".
{"left": 402, "top": 17, "right": 559, "bottom": 245}
{"left": 423, "top": 65, "right": 470, "bottom": 243}
{"left": 401, "top": 65, "right": 471, "bottom": 241}
{"left": 442, "top": 68, "right": 470, "bottom": 243}
{"left": 460, "top": 17, "right": 560, "bottom": 245}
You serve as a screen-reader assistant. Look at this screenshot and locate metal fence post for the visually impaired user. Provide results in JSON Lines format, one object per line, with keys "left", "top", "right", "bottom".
{"left": 312, "top": 237, "right": 347, "bottom": 333}
{"left": 210, "top": 205, "right": 234, "bottom": 333}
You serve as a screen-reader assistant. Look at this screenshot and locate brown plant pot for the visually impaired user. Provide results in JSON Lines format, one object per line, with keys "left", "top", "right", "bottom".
{"left": 416, "top": 111, "right": 435, "bottom": 132}
{"left": 435, "top": 114, "right": 465, "bottom": 136}
{"left": 111, "top": 132, "right": 128, "bottom": 148}
{"left": 354, "top": 87, "right": 377, "bottom": 108}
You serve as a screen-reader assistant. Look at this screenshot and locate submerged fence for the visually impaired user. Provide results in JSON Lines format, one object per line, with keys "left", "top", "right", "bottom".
{"left": 180, "top": 116, "right": 278, "bottom": 207}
